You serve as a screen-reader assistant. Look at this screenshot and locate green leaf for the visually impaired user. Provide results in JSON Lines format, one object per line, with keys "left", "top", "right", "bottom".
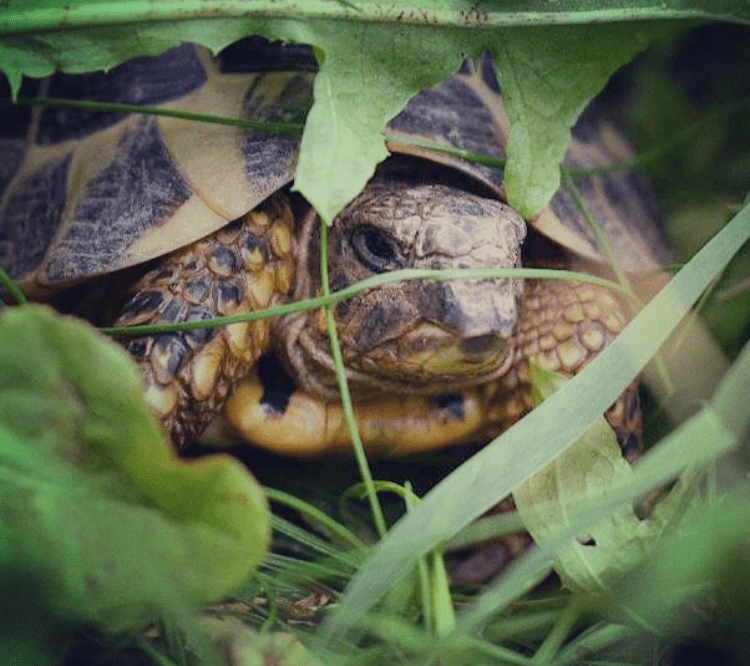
{"left": 0, "top": 305, "right": 269, "bottom": 633}
{"left": 290, "top": 22, "right": 466, "bottom": 223}
{"left": 512, "top": 365, "right": 683, "bottom": 595}
{"left": 486, "top": 21, "right": 673, "bottom": 217}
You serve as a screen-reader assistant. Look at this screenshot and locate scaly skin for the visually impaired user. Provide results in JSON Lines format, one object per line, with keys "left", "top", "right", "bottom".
{"left": 115, "top": 193, "right": 295, "bottom": 446}
{"left": 480, "top": 278, "right": 642, "bottom": 460}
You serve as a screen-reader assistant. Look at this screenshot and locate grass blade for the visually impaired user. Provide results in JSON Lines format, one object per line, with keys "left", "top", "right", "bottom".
{"left": 317, "top": 201, "right": 750, "bottom": 644}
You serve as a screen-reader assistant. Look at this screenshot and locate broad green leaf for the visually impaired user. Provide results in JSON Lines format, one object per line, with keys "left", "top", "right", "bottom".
{"left": 0, "top": 305, "right": 269, "bottom": 633}
{"left": 318, "top": 199, "right": 750, "bottom": 643}
{"left": 0, "top": 18, "right": 261, "bottom": 81}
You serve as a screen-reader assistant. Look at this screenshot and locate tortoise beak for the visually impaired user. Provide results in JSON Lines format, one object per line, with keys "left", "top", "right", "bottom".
{"left": 370, "top": 321, "right": 508, "bottom": 384}
{"left": 461, "top": 333, "right": 505, "bottom": 357}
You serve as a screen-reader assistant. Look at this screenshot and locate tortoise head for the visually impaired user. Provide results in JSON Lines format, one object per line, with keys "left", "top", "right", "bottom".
{"left": 277, "top": 179, "right": 527, "bottom": 399}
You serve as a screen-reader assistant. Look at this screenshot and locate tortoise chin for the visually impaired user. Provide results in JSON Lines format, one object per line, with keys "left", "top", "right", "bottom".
{"left": 276, "top": 313, "right": 515, "bottom": 401}
{"left": 346, "top": 322, "right": 512, "bottom": 390}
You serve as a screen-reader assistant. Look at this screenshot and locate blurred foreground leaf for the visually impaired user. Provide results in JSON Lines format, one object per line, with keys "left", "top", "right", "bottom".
{"left": 0, "top": 306, "right": 269, "bottom": 648}
{"left": 485, "top": 21, "right": 670, "bottom": 217}
{"left": 619, "top": 492, "right": 750, "bottom": 638}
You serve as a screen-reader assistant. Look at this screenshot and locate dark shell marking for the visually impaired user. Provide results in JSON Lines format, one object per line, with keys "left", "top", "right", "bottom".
{"left": 46, "top": 117, "right": 193, "bottom": 283}
{"left": 0, "top": 42, "right": 311, "bottom": 291}
{"left": 39, "top": 45, "right": 207, "bottom": 145}
{"left": 0, "top": 153, "right": 71, "bottom": 281}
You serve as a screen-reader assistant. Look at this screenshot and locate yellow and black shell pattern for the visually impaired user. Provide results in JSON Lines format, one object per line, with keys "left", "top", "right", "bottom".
{"left": 0, "top": 40, "right": 313, "bottom": 293}
{"left": 0, "top": 38, "right": 666, "bottom": 295}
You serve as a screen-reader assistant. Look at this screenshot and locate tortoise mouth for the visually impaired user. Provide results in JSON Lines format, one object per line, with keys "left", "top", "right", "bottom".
{"left": 461, "top": 333, "right": 505, "bottom": 357}
{"left": 349, "top": 322, "right": 511, "bottom": 388}
{"left": 276, "top": 313, "right": 516, "bottom": 401}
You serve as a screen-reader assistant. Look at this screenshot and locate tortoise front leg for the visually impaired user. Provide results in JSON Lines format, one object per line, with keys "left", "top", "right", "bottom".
{"left": 114, "top": 193, "right": 295, "bottom": 446}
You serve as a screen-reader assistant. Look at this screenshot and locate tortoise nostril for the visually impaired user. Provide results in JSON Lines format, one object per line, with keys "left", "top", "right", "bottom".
{"left": 462, "top": 334, "right": 504, "bottom": 356}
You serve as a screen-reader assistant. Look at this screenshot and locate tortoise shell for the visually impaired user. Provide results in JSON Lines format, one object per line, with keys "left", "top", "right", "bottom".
{"left": 0, "top": 38, "right": 665, "bottom": 296}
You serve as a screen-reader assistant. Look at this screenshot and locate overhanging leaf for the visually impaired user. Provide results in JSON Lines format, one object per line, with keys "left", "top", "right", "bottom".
{"left": 289, "top": 21, "right": 466, "bottom": 223}
{"left": 486, "top": 21, "right": 675, "bottom": 217}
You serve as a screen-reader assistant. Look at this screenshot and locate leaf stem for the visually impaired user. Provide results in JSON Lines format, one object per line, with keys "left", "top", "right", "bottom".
{"left": 3, "top": 96, "right": 304, "bottom": 134}
{"left": 319, "top": 222, "right": 387, "bottom": 539}
{"left": 0, "top": 267, "right": 27, "bottom": 305}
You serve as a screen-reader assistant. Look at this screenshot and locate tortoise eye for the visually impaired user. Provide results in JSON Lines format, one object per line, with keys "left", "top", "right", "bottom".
{"left": 352, "top": 227, "right": 400, "bottom": 272}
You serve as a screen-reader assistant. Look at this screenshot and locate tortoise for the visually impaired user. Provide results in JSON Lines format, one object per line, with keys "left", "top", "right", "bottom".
{"left": 0, "top": 37, "right": 668, "bottom": 461}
